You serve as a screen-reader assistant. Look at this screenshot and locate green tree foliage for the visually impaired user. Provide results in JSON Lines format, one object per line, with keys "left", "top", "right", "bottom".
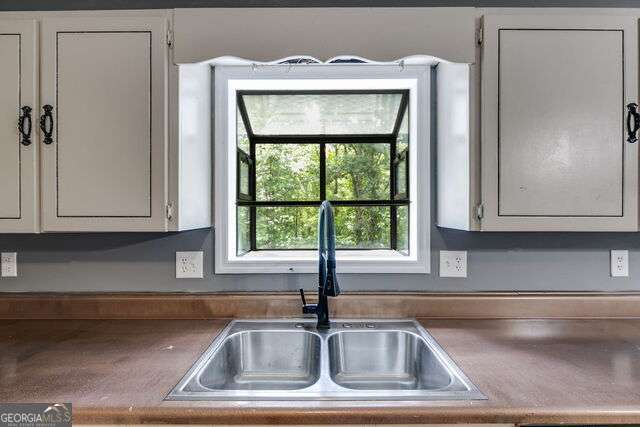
{"left": 250, "top": 142, "right": 395, "bottom": 250}
{"left": 237, "top": 206, "right": 251, "bottom": 254}
{"left": 396, "top": 205, "right": 409, "bottom": 254}
{"left": 254, "top": 144, "right": 319, "bottom": 249}
{"left": 256, "top": 144, "right": 320, "bottom": 201}
{"left": 256, "top": 206, "right": 317, "bottom": 249}
{"left": 327, "top": 143, "right": 390, "bottom": 249}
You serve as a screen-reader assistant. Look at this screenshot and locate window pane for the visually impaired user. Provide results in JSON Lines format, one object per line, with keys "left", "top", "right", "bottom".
{"left": 396, "top": 205, "right": 409, "bottom": 254}
{"left": 335, "top": 206, "right": 390, "bottom": 249}
{"left": 256, "top": 144, "right": 320, "bottom": 201}
{"left": 395, "top": 157, "right": 407, "bottom": 198}
{"left": 237, "top": 107, "right": 250, "bottom": 153}
{"left": 237, "top": 206, "right": 251, "bottom": 255}
{"left": 256, "top": 206, "right": 318, "bottom": 249}
{"left": 397, "top": 106, "right": 408, "bottom": 153}
{"left": 326, "top": 143, "right": 390, "bottom": 200}
{"left": 395, "top": 106, "right": 409, "bottom": 199}
{"left": 242, "top": 93, "right": 404, "bottom": 135}
{"left": 238, "top": 156, "right": 250, "bottom": 197}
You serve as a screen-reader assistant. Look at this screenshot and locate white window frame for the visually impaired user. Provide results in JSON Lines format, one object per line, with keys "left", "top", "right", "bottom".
{"left": 214, "top": 64, "right": 430, "bottom": 274}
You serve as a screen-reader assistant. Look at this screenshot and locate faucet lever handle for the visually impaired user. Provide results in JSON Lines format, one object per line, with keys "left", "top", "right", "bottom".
{"left": 299, "top": 288, "right": 317, "bottom": 315}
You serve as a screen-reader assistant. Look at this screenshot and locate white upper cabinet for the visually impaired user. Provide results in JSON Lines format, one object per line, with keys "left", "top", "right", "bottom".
{"left": 0, "top": 20, "right": 38, "bottom": 233}
{"left": 0, "top": 12, "right": 211, "bottom": 233}
{"left": 438, "top": 14, "right": 639, "bottom": 232}
{"left": 480, "top": 15, "right": 638, "bottom": 231}
{"left": 40, "top": 17, "right": 168, "bottom": 232}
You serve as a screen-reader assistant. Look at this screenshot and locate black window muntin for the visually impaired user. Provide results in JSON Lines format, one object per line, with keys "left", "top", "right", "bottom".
{"left": 236, "top": 89, "right": 410, "bottom": 252}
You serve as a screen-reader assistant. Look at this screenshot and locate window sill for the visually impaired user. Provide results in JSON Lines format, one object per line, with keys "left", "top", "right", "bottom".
{"left": 216, "top": 249, "right": 429, "bottom": 274}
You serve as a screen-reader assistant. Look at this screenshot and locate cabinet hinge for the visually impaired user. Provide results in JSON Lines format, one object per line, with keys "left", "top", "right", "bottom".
{"left": 475, "top": 203, "right": 484, "bottom": 221}
{"left": 166, "top": 202, "right": 174, "bottom": 221}
{"left": 477, "top": 25, "right": 484, "bottom": 46}
{"left": 166, "top": 28, "right": 174, "bottom": 48}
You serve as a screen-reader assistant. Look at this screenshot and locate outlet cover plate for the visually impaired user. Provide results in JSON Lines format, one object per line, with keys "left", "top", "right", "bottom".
{"left": 176, "top": 251, "right": 204, "bottom": 279}
{"left": 440, "top": 250, "right": 467, "bottom": 278}
{"left": 1, "top": 252, "right": 17, "bottom": 278}
{"left": 611, "top": 250, "right": 629, "bottom": 277}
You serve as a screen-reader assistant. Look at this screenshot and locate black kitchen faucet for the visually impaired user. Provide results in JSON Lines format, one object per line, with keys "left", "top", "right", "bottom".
{"left": 299, "top": 200, "right": 341, "bottom": 329}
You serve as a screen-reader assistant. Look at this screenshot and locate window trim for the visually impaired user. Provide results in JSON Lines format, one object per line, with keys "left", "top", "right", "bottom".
{"left": 214, "top": 64, "right": 431, "bottom": 274}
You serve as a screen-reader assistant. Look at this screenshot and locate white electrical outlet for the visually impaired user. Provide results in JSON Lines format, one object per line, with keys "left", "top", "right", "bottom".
{"left": 440, "top": 250, "right": 467, "bottom": 278}
{"left": 1, "top": 252, "right": 17, "bottom": 278}
{"left": 611, "top": 250, "right": 629, "bottom": 277}
{"left": 176, "top": 251, "right": 204, "bottom": 278}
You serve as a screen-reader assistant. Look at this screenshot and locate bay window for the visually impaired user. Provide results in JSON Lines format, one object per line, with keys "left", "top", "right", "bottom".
{"left": 214, "top": 63, "right": 430, "bottom": 273}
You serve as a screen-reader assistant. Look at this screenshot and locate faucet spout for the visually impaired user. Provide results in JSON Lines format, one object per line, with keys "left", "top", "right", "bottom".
{"left": 300, "top": 200, "right": 340, "bottom": 329}
{"left": 318, "top": 201, "right": 340, "bottom": 298}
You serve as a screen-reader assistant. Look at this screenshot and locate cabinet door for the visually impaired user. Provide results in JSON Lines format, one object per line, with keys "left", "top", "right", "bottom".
{"left": 0, "top": 21, "right": 38, "bottom": 233}
{"left": 40, "top": 17, "right": 168, "bottom": 232}
{"left": 481, "top": 15, "right": 638, "bottom": 231}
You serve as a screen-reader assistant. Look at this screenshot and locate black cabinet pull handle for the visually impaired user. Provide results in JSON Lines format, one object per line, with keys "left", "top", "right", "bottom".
{"left": 40, "top": 104, "right": 54, "bottom": 145}
{"left": 627, "top": 103, "right": 640, "bottom": 144}
{"left": 18, "top": 106, "right": 32, "bottom": 146}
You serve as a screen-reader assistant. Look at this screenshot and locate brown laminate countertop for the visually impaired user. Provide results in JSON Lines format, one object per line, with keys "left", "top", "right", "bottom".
{"left": 1, "top": 318, "right": 640, "bottom": 425}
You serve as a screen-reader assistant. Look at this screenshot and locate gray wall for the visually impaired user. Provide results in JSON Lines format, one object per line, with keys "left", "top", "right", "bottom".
{"left": 3, "top": 218, "right": 640, "bottom": 293}
{"left": 1, "top": 2, "right": 639, "bottom": 293}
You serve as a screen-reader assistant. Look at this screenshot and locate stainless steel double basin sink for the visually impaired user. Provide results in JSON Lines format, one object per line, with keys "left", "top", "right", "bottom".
{"left": 167, "top": 319, "right": 485, "bottom": 401}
